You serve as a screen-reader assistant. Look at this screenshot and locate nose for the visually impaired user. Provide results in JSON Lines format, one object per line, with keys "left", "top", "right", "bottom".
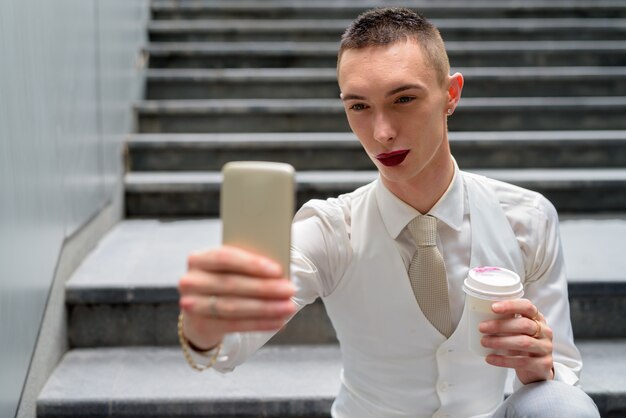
{"left": 372, "top": 111, "right": 396, "bottom": 144}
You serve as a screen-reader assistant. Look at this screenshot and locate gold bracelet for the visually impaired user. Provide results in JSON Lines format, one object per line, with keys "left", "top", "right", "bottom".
{"left": 177, "top": 312, "right": 222, "bottom": 371}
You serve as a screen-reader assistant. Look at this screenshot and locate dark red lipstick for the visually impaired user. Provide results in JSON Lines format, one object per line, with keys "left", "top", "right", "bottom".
{"left": 376, "top": 150, "right": 410, "bottom": 167}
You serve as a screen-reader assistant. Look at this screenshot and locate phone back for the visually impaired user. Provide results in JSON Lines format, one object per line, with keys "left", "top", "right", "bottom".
{"left": 221, "top": 161, "right": 295, "bottom": 277}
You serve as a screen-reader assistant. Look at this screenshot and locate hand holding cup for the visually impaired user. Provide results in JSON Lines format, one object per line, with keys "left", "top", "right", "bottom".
{"left": 463, "top": 266, "right": 554, "bottom": 384}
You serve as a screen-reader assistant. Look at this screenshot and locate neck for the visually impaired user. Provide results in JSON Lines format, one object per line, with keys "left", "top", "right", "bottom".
{"left": 382, "top": 154, "right": 455, "bottom": 215}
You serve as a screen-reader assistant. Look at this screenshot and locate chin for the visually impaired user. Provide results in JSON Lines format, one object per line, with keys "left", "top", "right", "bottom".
{"left": 378, "top": 165, "right": 413, "bottom": 183}
{"left": 379, "top": 160, "right": 429, "bottom": 183}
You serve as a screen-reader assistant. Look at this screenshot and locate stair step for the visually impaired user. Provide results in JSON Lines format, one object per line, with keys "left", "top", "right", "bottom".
{"left": 150, "top": 1, "right": 626, "bottom": 20}
{"left": 124, "top": 169, "right": 626, "bottom": 216}
{"left": 145, "top": 40, "right": 626, "bottom": 68}
{"left": 135, "top": 97, "right": 626, "bottom": 133}
{"left": 145, "top": 68, "right": 340, "bottom": 100}
{"left": 65, "top": 217, "right": 626, "bottom": 346}
{"left": 148, "top": 18, "right": 626, "bottom": 42}
{"left": 127, "top": 130, "right": 626, "bottom": 171}
{"left": 37, "top": 341, "right": 626, "bottom": 417}
{"left": 37, "top": 345, "right": 340, "bottom": 418}
{"left": 145, "top": 67, "right": 626, "bottom": 99}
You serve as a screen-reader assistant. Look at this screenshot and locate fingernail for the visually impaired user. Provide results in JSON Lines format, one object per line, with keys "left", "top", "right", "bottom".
{"left": 492, "top": 302, "right": 502, "bottom": 311}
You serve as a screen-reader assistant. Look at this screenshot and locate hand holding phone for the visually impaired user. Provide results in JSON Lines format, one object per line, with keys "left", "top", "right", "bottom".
{"left": 178, "top": 162, "right": 297, "bottom": 350}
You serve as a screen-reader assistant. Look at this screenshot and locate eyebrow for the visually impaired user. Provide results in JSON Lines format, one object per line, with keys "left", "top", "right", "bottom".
{"left": 341, "top": 93, "right": 366, "bottom": 101}
{"left": 386, "top": 84, "right": 426, "bottom": 97}
{"left": 341, "top": 84, "right": 426, "bottom": 101}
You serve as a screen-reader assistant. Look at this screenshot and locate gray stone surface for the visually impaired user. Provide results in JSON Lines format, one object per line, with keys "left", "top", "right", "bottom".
{"left": 150, "top": 1, "right": 626, "bottom": 20}
{"left": 148, "top": 18, "right": 626, "bottom": 42}
{"left": 577, "top": 340, "right": 626, "bottom": 416}
{"left": 146, "top": 68, "right": 338, "bottom": 100}
{"left": 128, "top": 130, "right": 626, "bottom": 145}
{"left": 68, "top": 299, "right": 337, "bottom": 348}
{"left": 65, "top": 216, "right": 620, "bottom": 284}
{"left": 145, "top": 66, "right": 626, "bottom": 83}
{"left": 66, "top": 220, "right": 222, "bottom": 295}
{"left": 136, "top": 97, "right": 626, "bottom": 133}
{"left": 562, "top": 218, "right": 626, "bottom": 282}
{"left": 146, "top": 66, "right": 626, "bottom": 99}
{"left": 146, "top": 40, "right": 626, "bottom": 69}
{"left": 561, "top": 217, "right": 626, "bottom": 339}
{"left": 38, "top": 345, "right": 341, "bottom": 417}
{"left": 125, "top": 168, "right": 626, "bottom": 190}
{"left": 127, "top": 130, "right": 626, "bottom": 171}
{"left": 37, "top": 341, "right": 626, "bottom": 417}
{"left": 124, "top": 169, "right": 626, "bottom": 216}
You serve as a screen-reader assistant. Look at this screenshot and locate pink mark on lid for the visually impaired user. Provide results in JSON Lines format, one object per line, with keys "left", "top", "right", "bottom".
{"left": 473, "top": 266, "right": 501, "bottom": 273}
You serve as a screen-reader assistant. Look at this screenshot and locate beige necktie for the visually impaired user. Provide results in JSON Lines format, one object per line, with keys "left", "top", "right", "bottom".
{"left": 407, "top": 215, "right": 454, "bottom": 337}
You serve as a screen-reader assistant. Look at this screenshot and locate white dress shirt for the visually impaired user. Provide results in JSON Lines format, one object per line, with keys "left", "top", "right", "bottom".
{"left": 212, "top": 163, "right": 582, "bottom": 417}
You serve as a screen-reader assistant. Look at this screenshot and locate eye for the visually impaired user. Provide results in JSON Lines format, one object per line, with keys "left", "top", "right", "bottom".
{"left": 349, "top": 103, "right": 368, "bottom": 111}
{"left": 395, "top": 96, "right": 415, "bottom": 104}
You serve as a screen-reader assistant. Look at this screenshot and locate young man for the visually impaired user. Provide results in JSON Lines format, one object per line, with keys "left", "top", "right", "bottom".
{"left": 177, "top": 8, "right": 600, "bottom": 417}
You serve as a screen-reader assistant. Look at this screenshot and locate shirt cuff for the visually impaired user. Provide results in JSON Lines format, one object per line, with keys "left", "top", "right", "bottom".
{"left": 553, "top": 361, "right": 580, "bottom": 386}
{"left": 191, "top": 333, "right": 241, "bottom": 374}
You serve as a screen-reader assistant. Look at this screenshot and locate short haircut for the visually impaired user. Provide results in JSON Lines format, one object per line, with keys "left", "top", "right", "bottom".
{"left": 338, "top": 8, "right": 450, "bottom": 86}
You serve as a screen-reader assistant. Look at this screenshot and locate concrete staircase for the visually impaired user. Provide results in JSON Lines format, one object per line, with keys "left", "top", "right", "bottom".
{"left": 38, "top": 1, "right": 626, "bottom": 417}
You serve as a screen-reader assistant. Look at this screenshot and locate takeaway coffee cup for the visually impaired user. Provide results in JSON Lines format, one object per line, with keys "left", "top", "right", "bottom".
{"left": 463, "top": 266, "right": 524, "bottom": 356}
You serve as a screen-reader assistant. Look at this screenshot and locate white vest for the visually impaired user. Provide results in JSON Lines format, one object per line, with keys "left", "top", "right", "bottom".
{"left": 323, "top": 172, "right": 525, "bottom": 418}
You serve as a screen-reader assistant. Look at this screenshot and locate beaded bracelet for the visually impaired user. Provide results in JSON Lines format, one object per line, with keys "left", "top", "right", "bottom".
{"left": 177, "top": 312, "right": 222, "bottom": 371}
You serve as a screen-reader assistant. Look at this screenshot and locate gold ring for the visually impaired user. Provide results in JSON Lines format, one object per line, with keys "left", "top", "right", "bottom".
{"left": 208, "top": 295, "right": 219, "bottom": 318}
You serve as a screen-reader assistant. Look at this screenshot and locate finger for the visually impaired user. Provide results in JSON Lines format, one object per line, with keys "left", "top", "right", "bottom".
{"left": 485, "top": 353, "right": 551, "bottom": 370}
{"left": 486, "top": 353, "right": 555, "bottom": 384}
{"left": 481, "top": 334, "right": 552, "bottom": 356}
{"left": 479, "top": 316, "right": 542, "bottom": 338}
{"left": 491, "top": 298, "right": 538, "bottom": 319}
{"left": 178, "top": 270, "right": 295, "bottom": 300}
{"left": 188, "top": 246, "right": 283, "bottom": 278}
{"left": 180, "top": 295, "right": 297, "bottom": 320}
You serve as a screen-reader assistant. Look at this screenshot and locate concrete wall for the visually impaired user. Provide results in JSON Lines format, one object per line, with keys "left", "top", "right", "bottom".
{"left": 0, "top": 1, "right": 149, "bottom": 416}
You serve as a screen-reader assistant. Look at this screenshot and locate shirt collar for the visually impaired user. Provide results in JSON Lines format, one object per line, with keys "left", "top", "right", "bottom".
{"left": 375, "top": 159, "right": 464, "bottom": 239}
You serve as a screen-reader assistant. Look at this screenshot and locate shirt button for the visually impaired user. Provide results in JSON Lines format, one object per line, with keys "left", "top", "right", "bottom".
{"left": 437, "top": 347, "right": 452, "bottom": 357}
{"left": 437, "top": 381, "right": 449, "bottom": 392}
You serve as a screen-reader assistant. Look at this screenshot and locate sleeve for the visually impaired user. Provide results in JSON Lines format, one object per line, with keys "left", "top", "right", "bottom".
{"left": 212, "top": 199, "right": 352, "bottom": 373}
{"left": 513, "top": 195, "right": 582, "bottom": 389}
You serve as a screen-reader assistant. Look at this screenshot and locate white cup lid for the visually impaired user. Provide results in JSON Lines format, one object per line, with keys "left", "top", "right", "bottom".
{"left": 463, "top": 266, "right": 524, "bottom": 300}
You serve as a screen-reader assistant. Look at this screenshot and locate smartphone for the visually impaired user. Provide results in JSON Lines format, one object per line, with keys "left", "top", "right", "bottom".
{"left": 221, "top": 161, "right": 295, "bottom": 278}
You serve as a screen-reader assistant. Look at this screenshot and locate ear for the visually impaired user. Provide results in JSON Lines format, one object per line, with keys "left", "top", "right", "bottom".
{"left": 446, "top": 72, "right": 464, "bottom": 115}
